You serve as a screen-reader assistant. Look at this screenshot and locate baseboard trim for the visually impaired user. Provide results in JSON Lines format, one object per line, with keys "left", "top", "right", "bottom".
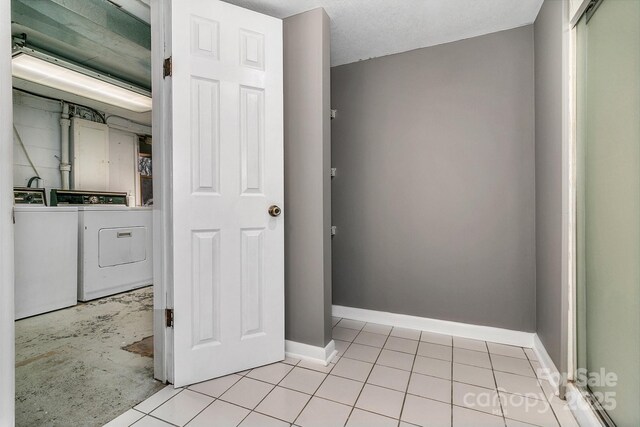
{"left": 532, "top": 336, "right": 605, "bottom": 426}
{"left": 285, "top": 339, "right": 337, "bottom": 366}
{"left": 332, "top": 305, "right": 535, "bottom": 348}
{"left": 532, "top": 334, "right": 561, "bottom": 393}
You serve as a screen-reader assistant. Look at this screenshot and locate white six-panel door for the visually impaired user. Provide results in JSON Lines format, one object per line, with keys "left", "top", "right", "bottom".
{"left": 170, "top": 0, "right": 284, "bottom": 387}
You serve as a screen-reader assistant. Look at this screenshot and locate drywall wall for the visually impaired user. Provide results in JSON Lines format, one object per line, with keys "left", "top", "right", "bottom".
{"left": 12, "top": 91, "right": 142, "bottom": 203}
{"left": 534, "top": 0, "right": 563, "bottom": 368}
{"left": 331, "top": 25, "right": 536, "bottom": 332}
{"left": 283, "top": 8, "right": 333, "bottom": 348}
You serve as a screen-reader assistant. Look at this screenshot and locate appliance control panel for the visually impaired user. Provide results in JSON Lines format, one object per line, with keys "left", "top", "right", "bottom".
{"left": 14, "top": 187, "right": 46, "bottom": 206}
{"left": 50, "top": 190, "right": 128, "bottom": 206}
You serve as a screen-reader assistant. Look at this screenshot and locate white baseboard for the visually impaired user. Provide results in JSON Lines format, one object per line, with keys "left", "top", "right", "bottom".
{"left": 285, "top": 339, "right": 337, "bottom": 366}
{"left": 332, "top": 305, "right": 535, "bottom": 348}
{"left": 532, "top": 333, "right": 561, "bottom": 393}
{"left": 532, "top": 336, "right": 605, "bottom": 427}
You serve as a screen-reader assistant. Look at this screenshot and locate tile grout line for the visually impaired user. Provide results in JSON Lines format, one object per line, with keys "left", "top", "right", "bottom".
{"left": 450, "top": 341, "right": 454, "bottom": 427}
{"left": 289, "top": 359, "right": 334, "bottom": 426}
{"left": 397, "top": 329, "right": 421, "bottom": 427}
{"left": 524, "top": 347, "right": 563, "bottom": 427}
{"left": 179, "top": 374, "right": 249, "bottom": 426}
{"left": 188, "top": 372, "right": 256, "bottom": 399}
{"left": 139, "top": 387, "right": 186, "bottom": 415}
{"left": 195, "top": 364, "right": 291, "bottom": 426}
{"left": 333, "top": 325, "right": 546, "bottom": 424}
{"left": 128, "top": 411, "right": 146, "bottom": 427}
{"left": 292, "top": 316, "right": 358, "bottom": 426}
{"left": 337, "top": 319, "right": 372, "bottom": 426}
{"left": 155, "top": 381, "right": 250, "bottom": 427}
{"left": 343, "top": 331, "right": 539, "bottom": 377}
{"left": 180, "top": 389, "right": 218, "bottom": 427}
{"left": 227, "top": 353, "right": 555, "bottom": 421}
{"left": 239, "top": 360, "right": 307, "bottom": 425}
{"left": 343, "top": 322, "right": 395, "bottom": 425}
{"left": 485, "top": 340, "right": 508, "bottom": 427}
{"left": 133, "top": 413, "right": 181, "bottom": 427}
{"left": 130, "top": 319, "right": 544, "bottom": 427}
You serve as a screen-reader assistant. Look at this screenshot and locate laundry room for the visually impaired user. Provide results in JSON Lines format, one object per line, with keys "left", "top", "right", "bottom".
{"left": 10, "top": 1, "right": 160, "bottom": 425}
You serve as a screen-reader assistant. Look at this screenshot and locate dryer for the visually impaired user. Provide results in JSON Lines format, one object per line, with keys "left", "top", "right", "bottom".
{"left": 77, "top": 205, "right": 153, "bottom": 301}
{"left": 49, "top": 190, "right": 153, "bottom": 301}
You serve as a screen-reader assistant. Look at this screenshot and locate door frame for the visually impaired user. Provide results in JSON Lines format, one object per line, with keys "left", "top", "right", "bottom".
{"left": 564, "top": 1, "right": 614, "bottom": 425}
{"left": 1, "top": 0, "right": 16, "bottom": 423}
{"left": 150, "top": 0, "right": 172, "bottom": 384}
{"left": 566, "top": 1, "right": 638, "bottom": 426}
{"left": 564, "top": 0, "right": 580, "bottom": 389}
{"left": 0, "top": 1, "right": 172, "bottom": 423}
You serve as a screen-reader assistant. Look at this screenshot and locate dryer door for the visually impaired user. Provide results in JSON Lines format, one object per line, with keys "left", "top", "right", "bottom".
{"left": 99, "top": 226, "right": 147, "bottom": 267}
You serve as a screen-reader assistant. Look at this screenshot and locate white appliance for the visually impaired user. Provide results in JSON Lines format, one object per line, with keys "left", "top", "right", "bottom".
{"left": 14, "top": 206, "right": 79, "bottom": 319}
{"left": 78, "top": 206, "right": 152, "bottom": 301}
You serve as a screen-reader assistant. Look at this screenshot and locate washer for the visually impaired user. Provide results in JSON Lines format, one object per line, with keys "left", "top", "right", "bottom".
{"left": 77, "top": 205, "right": 153, "bottom": 301}
{"left": 14, "top": 199, "right": 78, "bottom": 319}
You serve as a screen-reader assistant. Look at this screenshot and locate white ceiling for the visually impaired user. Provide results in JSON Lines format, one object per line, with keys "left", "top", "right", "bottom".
{"left": 222, "top": 0, "right": 544, "bottom": 66}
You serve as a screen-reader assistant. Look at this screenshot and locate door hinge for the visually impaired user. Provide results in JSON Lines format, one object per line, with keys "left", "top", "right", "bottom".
{"left": 163, "top": 57, "right": 172, "bottom": 78}
{"left": 165, "top": 308, "right": 174, "bottom": 328}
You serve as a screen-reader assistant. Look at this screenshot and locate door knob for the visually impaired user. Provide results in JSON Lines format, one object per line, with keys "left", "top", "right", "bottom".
{"left": 268, "top": 205, "right": 282, "bottom": 217}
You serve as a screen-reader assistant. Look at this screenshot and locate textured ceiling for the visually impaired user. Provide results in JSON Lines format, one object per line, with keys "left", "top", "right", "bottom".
{"left": 222, "top": 0, "right": 544, "bottom": 66}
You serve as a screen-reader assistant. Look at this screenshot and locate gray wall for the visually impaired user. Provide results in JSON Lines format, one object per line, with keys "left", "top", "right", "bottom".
{"left": 283, "top": 8, "right": 333, "bottom": 348}
{"left": 534, "top": 0, "right": 564, "bottom": 369}
{"left": 331, "top": 25, "right": 536, "bottom": 332}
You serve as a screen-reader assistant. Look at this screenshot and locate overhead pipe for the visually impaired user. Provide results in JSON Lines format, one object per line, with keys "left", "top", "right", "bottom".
{"left": 59, "top": 102, "right": 71, "bottom": 190}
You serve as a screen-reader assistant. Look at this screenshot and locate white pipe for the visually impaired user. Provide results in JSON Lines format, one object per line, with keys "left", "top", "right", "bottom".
{"left": 60, "top": 102, "right": 71, "bottom": 190}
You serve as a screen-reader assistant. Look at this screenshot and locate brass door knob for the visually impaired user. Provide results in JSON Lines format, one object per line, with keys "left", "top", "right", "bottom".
{"left": 268, "top": 205, "right": 282, "bottom": 217}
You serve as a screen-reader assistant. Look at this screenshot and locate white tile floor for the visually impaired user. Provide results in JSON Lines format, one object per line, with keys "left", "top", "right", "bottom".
{"left": 105, "top": 318, "right": 580, "bottom": 427}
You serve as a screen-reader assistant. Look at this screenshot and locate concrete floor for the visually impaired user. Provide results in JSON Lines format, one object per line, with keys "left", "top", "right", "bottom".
{"left": 15, "top": 287, "right": 165, "bottom": 427}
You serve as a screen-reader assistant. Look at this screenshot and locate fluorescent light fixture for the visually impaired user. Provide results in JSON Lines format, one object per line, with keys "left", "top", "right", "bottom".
{"left": 12, "top": 50, "right": 152, "bottom": 113}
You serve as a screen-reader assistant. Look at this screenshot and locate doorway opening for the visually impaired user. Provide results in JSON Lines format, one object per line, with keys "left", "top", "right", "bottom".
{"left": 10, "top": 1, "right": 162, "bottom": 425}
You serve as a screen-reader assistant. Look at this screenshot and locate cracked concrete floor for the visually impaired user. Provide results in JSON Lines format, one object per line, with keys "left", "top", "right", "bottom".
{"left": 15, "top": 287, "right": 165, "bottom": 427}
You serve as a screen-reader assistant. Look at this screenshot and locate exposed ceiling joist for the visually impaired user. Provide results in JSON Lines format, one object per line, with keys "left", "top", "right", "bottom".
{"left": 11, "top": 0, "right": 151, "bottom": 89}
